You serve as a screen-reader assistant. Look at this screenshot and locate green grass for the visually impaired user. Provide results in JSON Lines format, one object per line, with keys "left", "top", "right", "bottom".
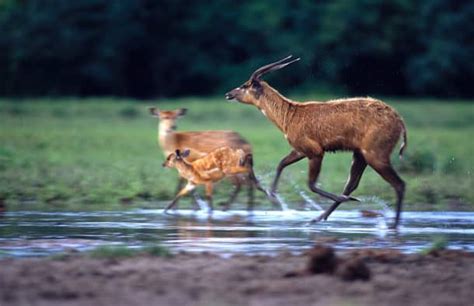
{"left": 0, "top": 97, "right": 473, "bottom": 211}
{"left": 87, "top": 245, "right": 172, "bottom": 259}
{"left": 49, "top": 245, "right": 172, "bottom": 260}
{"left": 420, "top": 236, "right": 448, "bottom": 255}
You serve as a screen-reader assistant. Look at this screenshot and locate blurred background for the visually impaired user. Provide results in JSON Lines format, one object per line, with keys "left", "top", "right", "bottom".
{"left": 0, "top": 0, "right": 473, "bottom": 99}
{"left": 0, "top": 0, "right": 473, "bottom": 211}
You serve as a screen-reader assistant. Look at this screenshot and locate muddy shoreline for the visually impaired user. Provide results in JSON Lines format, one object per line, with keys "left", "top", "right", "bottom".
{"left": 1, "top": 247, "right": 473, "bottom": 306}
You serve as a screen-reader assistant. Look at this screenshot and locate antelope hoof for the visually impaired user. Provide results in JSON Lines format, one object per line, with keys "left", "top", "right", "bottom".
{"left": 388, "top": 222, "right": 399, "bottom": 231}
{"left": 309, "top": 213, "right": 326, "bottom": 224}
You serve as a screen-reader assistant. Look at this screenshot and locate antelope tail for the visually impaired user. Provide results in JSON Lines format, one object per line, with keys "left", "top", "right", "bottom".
{"left": 399, "top": 121, "right": 407, "bottom": 159}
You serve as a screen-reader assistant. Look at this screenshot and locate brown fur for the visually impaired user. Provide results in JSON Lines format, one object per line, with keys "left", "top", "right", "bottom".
{"left": 225, "top": 56, "right": 407, "bottom": 228}
{"left": 255, "top": 87, "right": 407, "bottom": 158}
{"left": 149, "top": 107, "right": 256, "bottom": 210}
{"left": 162, "top": 148, "right": 267, "bottom": 212}
{"left": 164, "top": 148, "right": 249, "bottom": 184}
{"left": 150, "top": 108, "right": 252, "bottom": 159}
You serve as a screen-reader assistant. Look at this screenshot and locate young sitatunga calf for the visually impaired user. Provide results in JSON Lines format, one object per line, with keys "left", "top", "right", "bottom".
{"left": 149, "top": 107, "right": 257, "bottom": 210}
{"left": 225, "top": 55, "right": 407, "bottom": 228}
{"left": 162, "top": 148, "right": 269, "bottom": 212}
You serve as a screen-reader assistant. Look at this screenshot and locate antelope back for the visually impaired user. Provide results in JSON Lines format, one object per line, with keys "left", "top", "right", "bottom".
{"left": 166, "top": 131, "right": 251, "bottom": 162}
{"left": 151, "top": 107, "right": 252, "bottom": 161}
{"left": 191, "top": 147, "right": 248, "bottom": 175}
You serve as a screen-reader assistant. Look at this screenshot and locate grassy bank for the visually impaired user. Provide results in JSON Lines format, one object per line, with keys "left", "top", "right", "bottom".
{"left": 0, "top": 97, "right": 473, "bottom": 211}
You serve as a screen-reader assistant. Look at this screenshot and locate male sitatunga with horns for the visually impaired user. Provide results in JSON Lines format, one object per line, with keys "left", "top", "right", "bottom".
{"left": 225, "top": 55, "right": 407, "bottom": 229}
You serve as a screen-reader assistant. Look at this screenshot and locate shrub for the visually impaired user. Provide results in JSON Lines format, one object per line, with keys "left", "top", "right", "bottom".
{"left": 89, "top": 246, "right": 136, "bottom": 258}
{"left": 399, "top": 149, "right": 437, "bottom": 174}
{"left": 118, "top": 106, "right": 139, "bottom": 119}
{"left": 441, "top": 156, "right": 462, "bottom": 174}
{"left": 420, "top": 236, "right": 448, "bottom": 255}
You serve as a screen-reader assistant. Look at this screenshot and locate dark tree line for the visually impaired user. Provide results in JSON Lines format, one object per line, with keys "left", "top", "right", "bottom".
{"left": 0, "top": 0, "right": 473, "bottom": 99}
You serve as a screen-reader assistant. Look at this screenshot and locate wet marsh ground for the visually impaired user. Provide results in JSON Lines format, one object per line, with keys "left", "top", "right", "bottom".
{"left": 0, "top": 97, "right": 472, "bottom": 211}
{"left": 1, "top": 246, "right": 473, "bottom": 306}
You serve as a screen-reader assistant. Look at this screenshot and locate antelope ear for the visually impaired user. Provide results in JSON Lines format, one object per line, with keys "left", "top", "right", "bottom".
{"left": 251, "top": 81, "right": 263, "bottom": 98}
{"left": 181, "top": 149, "right": 191, "bottom": 158}
{"left": 177, "top": 108, "right": 187, "bottom": 117}
{"left": 149, "top": 107, "right": 160, "bottom": 117}
{"left": 175, "top": 149, "right": 181, "bottom": 157}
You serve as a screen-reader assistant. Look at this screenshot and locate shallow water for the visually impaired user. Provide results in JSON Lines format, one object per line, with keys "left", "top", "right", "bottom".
{"left": 0, "top": 210, "right": 473, "bottom": 258}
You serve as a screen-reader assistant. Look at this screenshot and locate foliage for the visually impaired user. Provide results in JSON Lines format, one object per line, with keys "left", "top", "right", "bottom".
{"left": 420, "top": 236, "right": 448, "bottom": 255}
{"left": 88, "top": 246, "right": 136, "bottom": 258}
{"left": 0, "top": 97, "right": 473, "bottom": 211}
{"left": 406, "top": 1, "right": 474, "bottom": 96}
{"left": 0, "top": 0, "right": 473, "bottom": 98}
{"left": 87, "top": 245, "right": 172, "bottom": 259}
{"left": 144, "top": 245, "right": 172, "bottom": 258}
{"left": 399, "top": 149, "right": 437, "bottom": 174}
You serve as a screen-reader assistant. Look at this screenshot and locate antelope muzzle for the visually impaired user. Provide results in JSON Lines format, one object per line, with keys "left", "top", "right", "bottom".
{"left": 225, "top": 88, "right": 239, "bottom": 101}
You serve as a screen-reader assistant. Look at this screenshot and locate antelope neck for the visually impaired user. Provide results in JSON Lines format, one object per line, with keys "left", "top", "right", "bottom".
{"left": 175, "top": 160, "right": 202, "bottom": 181}
{"left": 158, "top": 122, "right": 176, "bottom": 145}
{"left": 258, "top": 86, "right": 294, "bottom": 134}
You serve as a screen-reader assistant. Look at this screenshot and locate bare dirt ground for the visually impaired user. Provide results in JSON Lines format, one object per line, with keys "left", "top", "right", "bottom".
{"left": 1, "top": 247, "right": 473, "bottom": 306}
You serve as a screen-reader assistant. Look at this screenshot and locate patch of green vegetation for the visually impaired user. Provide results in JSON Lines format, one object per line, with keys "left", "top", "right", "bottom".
{"left": 49, "top": 253, "right": 73, "bottom": 260}
{"left": 420, "top": 236, "right": 448, "bottom": 255}
{"left": 143, "top": 245, "right": 172, "bottom": 258}
{"left": 0, "top": 97, "right": 473, "bottom": 211}
{"left": 89, "top": 246, "right": 137, "bottom": 258}
{"left": 399, "top": 149, "right": 437, "bottom": 174}
{"left": 87, "top": 245, "right": 172, "bottom": 259}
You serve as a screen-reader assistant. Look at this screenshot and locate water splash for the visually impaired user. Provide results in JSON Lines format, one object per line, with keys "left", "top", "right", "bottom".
{"left": 286, "top": 172, "right": 323, "bottom": 211}
{"left": 365, "top": 195, "right": 391, "bottom": 211}
{"left": 271, "top": 193, "right": 289, "bottom": 211}
{"left": 193, "top": 194, "right": 211, "bottom": 212}
{"left": 255, "top": 171, "right": 289, "bottom": 211}
{"left": 298, "top": 190, "right": 323, "bottom": 211}
{"left": 375, "top": 216, "right": 389, "bottom": 237}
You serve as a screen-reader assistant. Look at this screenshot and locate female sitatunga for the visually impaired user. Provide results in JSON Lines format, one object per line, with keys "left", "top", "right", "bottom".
{"left": 149, "top": 107, "right": 257, "bottom": 210}
{"left": 225, "top": 55, "right": 407, "bottom": 229}
{"left": 162, "top": 147, "right": 269, "bottom": 212}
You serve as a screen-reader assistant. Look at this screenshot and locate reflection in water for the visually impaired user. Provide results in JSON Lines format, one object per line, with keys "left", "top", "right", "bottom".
{"left": 0, "top": 199, "right": 6, "bottom": 218}
{"left": 0, "top": 210, "right": 473, "bottom": 258}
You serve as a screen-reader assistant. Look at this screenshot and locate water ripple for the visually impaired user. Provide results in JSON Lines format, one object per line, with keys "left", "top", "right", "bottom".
{"left": 0, "top": 210, "right": 473, "bottom": 257}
